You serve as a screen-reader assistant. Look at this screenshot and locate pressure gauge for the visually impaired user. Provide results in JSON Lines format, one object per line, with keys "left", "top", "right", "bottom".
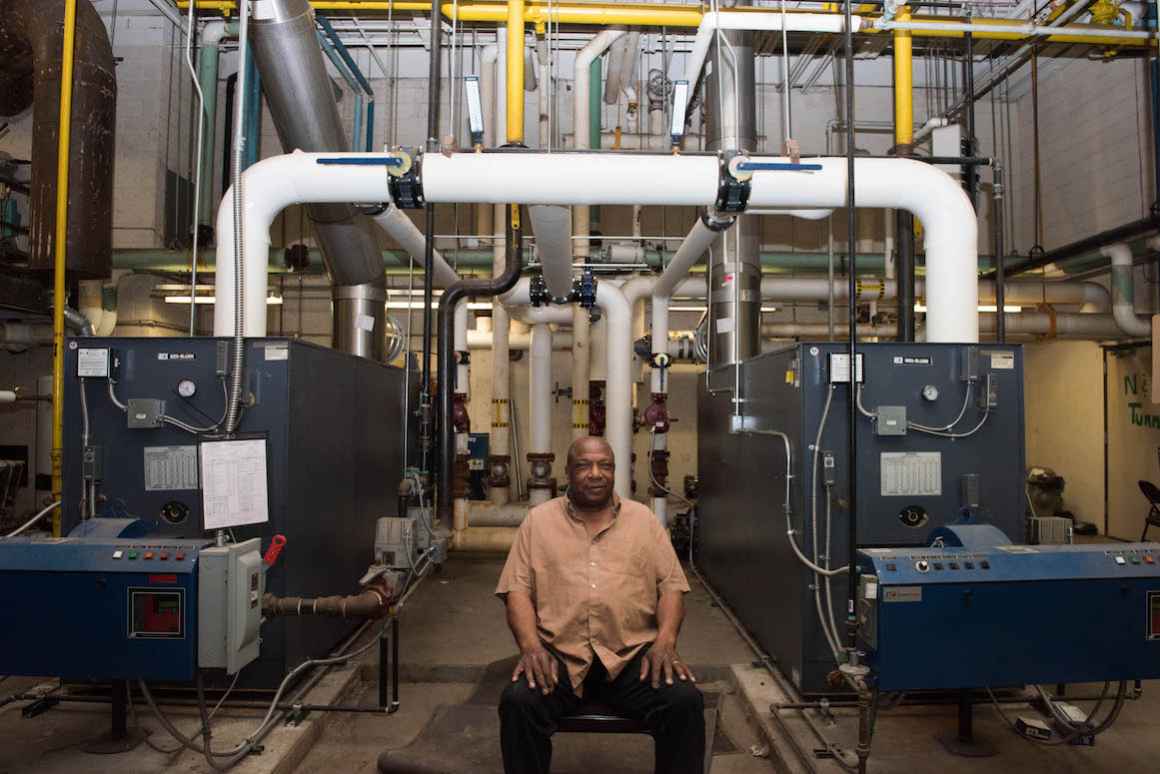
{"left": 921, "top": 384, "right": 939, "bottom": 402}
{"left": 177, "top": 379, "right": 197, "bottom": 398}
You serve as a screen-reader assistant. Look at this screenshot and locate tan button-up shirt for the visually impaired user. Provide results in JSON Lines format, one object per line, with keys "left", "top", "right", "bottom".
{"left": 495, "top": 495, "right": 690, "bottom": 695}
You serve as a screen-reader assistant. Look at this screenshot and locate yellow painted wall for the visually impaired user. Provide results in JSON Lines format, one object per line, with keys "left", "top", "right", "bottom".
{"left": 1106, "top": 346, "right": 1160, "bottom": 540}
{"left": 1024, "top": 341, "right": 1105, "bottom": 531}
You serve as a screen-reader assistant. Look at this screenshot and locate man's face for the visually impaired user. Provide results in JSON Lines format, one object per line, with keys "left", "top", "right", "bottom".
{"left": 567, "top": 443, "right": 615, "bottom": 509}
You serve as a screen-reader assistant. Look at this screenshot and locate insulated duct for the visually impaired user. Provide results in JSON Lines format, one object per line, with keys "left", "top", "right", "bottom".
{"left": 705, "top": 0, "right": 759, "bottom": 367}
{"left": 250, "top": 0, "right": 386, "bottom": 359}
{"left": 0, "top": 0, "right": 115, "bottom": 279}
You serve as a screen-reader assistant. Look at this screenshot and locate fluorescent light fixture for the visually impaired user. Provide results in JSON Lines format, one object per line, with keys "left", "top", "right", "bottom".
{"left": 914, "top": 304, "right": 1022, "bottom": 313}
{"left": 385, "top": 301, "right": 493, "bottom": 311}
{"left": 465, "top": 76, "right": 484, "bottom": 146}
{"left": 164, "top": 295, "right": 283, "bottom": 305}
{"left": 760, "top": 306, "right": 778, "bottom": 313}
{"left": 668, "top": 305, "right": 707, "bottom": 313}
{"left": 670, "top": 80, "right": 689, "bottom": 145}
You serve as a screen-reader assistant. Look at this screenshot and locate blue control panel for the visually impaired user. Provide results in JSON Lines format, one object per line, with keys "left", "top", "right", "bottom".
{"left": 858, "top": 542, "right": 1160, "bottom": 691}
{"left": 0, "top": 537, "right": 208, "bottom": 681}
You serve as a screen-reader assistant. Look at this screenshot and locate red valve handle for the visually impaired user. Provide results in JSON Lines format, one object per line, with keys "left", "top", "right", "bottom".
{"left": 264, "top": 534, "right": 287, "bottom": 567}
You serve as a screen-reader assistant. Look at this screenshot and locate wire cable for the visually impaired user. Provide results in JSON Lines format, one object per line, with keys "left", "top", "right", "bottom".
{"left": 4, "top": 500, "right": 61, "bottom": 538}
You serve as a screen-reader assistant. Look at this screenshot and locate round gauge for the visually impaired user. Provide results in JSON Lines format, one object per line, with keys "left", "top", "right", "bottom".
{"left": 921, "top": 384, "right": 939, "bottom": 402}
{"left": 177, "top": 379, "right": 197, "bottom": 398}
{"left": 160, "top": 500, "right": 190, "bottom": 525}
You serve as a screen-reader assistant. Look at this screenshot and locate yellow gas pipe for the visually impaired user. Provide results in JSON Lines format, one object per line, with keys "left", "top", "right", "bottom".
{"left": 506, "top": 0, "right": 524, "bottom": 144}
{"left": 51, "top": 0, "right": 80, "bottom": 537}
{"left": 893, "top": 5, "right": 913, "bottom": 148}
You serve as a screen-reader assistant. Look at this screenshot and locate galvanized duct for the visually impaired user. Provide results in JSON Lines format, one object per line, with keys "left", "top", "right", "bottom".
{"left": 251, "top": 0, "right": 386, "bottom": 359}
{"left": 0, "top": 0, "right": 115, "bottom": 279}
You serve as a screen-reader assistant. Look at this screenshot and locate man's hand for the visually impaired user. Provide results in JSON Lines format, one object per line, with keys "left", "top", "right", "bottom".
{"left": 639, "top": 636, "right": 696, "bottom": 689}
{"left": 512, "top": 643, "right": 559, "bottom": 695}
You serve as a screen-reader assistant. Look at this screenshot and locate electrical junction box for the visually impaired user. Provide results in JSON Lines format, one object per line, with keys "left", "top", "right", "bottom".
{"left": 0, "top": 536, "right": 208, "bottom": 682}
{"left": 857, "top": 542, "right": 1160, "bottom": 691}
{"left": 875, "top": 406, "right": 908, "bottom": 436}
{"left": 126, "top": 398, "right": 166, "bottom": 429}
{"left": 198, "top": 538, "right": 264, "bottom": 674}
{"left": 376, "top": 517, "right": 418, "bottom": 570}
{"left": 76, "top": 347, "right": 111, "bottom": 378}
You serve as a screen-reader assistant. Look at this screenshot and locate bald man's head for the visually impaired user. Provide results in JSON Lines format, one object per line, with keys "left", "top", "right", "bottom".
{"left": 566, "top": 436, "right": 615, "bottom": 510}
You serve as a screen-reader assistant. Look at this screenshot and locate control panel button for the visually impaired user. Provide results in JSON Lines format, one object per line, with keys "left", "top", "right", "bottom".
{"left": 1146, "top": 555, "right": 1155, "bottom": 565}
{"left": 175, "top": 552, "right": 185, "bottom": 561}
{"left": 143, "top": 551, "right": 154, "bottom": 560}
{"left": 1131, "top": 555, "right": 1142, "bottom": 565}
{"left": 127, "top": 551, "right": 138, "bottom": 560}
{"left": 159, "top": 552, "right": 168, "bottom": 560}
{"left": 886, "top": 563, "right": 897, "bottom": 572}
{"left": 112, "top": 550, "right": 123, "bottom": 560}
{"left": 979, "top": 560, "right": 990, "bottom": 570}
{"left": 1115, "top": 556, "right": 1127, "bottom": 566}
{"left": 915, "top": 560, "right": 930, "bottom": 573}
{"left": 964, "top": 561, "right": 975, "bottom": 569}
{"left": 948, "top": 562, "right": 960, "bottom": 570}
{"left": 932, "top": 562, "right": 944, "bottom": 571}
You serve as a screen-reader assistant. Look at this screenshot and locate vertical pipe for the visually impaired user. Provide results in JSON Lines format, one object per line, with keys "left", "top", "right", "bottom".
{"left": 196, "top": 23, "right": 233, "bottom": 227}
{"left": 893, "top": 5, "right": 916, "bottom": 342}
{"left": 589, "top": 57, "right": 603, "bottom": 150}
{"left": 962, "top": 27, "right": 977, "bottom": 210}
{"left": 993, "top": 162, "right": 1006, "bottom": 342}
{"left": 506, "top": 0, "right": 525, "bottom": 145}
{"left": 421, "top": 5, "right": 443, "bottom": 472}
{"left": 51, "top": 0, "right": 80, "bottom": 536}
{"left": 366, "top": 99, "right": 375, "bottom": 151}
{"left": 843, "top": 0, "right": 859, "bottom": 651}
{"left": 243, "top": 50, "right": 262, "bottom": 170}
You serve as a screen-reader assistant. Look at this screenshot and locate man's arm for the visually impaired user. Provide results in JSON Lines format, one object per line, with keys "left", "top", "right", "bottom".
{"left": 640, "top": 590, "right": 696, "bottom": 688}
{"left": 506, "top": 590, "right": 559, "bottom": 695}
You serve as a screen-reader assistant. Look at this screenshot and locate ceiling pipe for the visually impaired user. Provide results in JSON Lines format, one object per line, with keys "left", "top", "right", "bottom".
{"left": 757, "top": 312, "right": 1125, "bottom": 340}
{"left": 1104, "top": 242, "right": 1153, "bottom": 338}
{"left": 215, "top": 151, "right": 979, "bottom": 344}
{"left": 467, "top": 328, "right": 573, "bottom": 350}
{"left": 370, "top": 207, "right": 459, "bottom": 287}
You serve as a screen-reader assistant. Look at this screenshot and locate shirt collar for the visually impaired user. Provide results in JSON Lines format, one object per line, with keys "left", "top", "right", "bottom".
{"left": 564, "top": 492, "right": 621, "bottom": 523}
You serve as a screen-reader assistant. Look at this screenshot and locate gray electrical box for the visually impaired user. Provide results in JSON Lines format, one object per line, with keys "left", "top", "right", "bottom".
{"left": 126, "top": 399, "right": 166, "bottom": 429}
{"left": 875, "top": 406, "right": 908, "bottom": 436}
{"left": 199, "top": 538, "right": 264, "bottom": 674}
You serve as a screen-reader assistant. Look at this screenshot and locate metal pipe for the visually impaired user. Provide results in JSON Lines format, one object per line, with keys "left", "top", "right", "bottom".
{"left": 1105, "top": 242, "right": 1153, "bottom": 337}
{"left": 438, "top": 205, "right": 522, "bottom": 526}
{"left": 843, "top": 0, "right": 859, "bottom": 653}
{"left": 984, "top": 216, "right": 1160, "bottom": 280}
{"left": 893, "top": 4, "right": 915, "bottom": 342}
{"left": 420, "top": 2, "right": 443, "bottom": 470}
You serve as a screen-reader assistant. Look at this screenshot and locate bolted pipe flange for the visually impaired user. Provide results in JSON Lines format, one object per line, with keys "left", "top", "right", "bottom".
{"left": 529, "top": 273, "right": 552, "bottom": 307}
{"left": 715, "top": 152, "right": 752, "bottom": 214}
{"left": 487, "top": 455, "right": 512, "bottom": 488}
{"left": 571, "top": 269, "right": 598, "bottom": 310}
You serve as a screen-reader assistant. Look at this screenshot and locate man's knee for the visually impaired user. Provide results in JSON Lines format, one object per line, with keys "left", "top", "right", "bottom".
{"left": 663, "top": 682, "right": 704, "bottom": 718}
{"left": 500, "top": 679, "right": 544, "bottom": 717}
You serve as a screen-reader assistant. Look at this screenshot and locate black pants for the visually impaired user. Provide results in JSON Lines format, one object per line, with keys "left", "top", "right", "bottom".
{"left": 498, "top": 649, "right": 705, "bottom": 774}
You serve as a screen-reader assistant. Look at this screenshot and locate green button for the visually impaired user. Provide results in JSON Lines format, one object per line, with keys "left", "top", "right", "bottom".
{"left": 127, "top": 551, "right": 138, "bottom": 560}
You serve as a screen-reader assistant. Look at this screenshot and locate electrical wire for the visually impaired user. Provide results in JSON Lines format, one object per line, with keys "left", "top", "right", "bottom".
{"left": 798, "top": 385, "right": 849, "bottom": 578}
{"left": 4, "top": 500, "right": 61, "bottom": 538}
{"left": 856, "top": 383, "right": 991, "bottom": 438}
{"left": 106, "top": 378, "right": 230, "bottom": 435}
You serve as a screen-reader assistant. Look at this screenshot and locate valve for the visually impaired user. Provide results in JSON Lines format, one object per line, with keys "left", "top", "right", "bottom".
{"left": 529, "top": 274, "right": 551, "bottom": 307}
{"left": 715, "top": 152, "right": 751, "bottom": 214}
{"left": 571, "top": 269, "right": 598, "bottom": 310}
{"left": 386, "top": 149, "right": 424, "bottom": 209}
{"left": 264, "top": 534, "right": 287, "bottom": 567}
{"left": 649, "top": 351, "right": 672, "bottom": 371}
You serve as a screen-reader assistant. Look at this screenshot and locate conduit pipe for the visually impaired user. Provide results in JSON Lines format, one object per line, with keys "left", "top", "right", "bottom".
{"left": 216, "top": 152, "right": 979, "bottom": 343}
{"left": 683, "top": 12, "right": 861, "bottom": 113}
{"left": 573, "top": 29, "right": 626, "bottom": 264}
{"left": 1105, "top": 242, "right": 1153, "bottom": 337}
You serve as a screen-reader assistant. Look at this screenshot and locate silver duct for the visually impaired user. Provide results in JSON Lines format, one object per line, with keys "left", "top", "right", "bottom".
{"left": 705, "top": 1, "right": 760, "bottom": 368}
{"left": 251, "top": 0, "right": 385, "bottom": 359}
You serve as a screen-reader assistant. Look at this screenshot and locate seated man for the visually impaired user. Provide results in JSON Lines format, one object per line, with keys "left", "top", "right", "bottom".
{"left": 496, "top": 436, "right": 704, "bottom": 774}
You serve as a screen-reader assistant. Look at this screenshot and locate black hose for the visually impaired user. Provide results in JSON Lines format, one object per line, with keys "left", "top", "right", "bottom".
{"left": 437, "top": 204, "right": 522, "bottom": 525}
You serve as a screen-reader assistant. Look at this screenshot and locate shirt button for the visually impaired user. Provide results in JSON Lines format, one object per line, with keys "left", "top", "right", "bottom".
{"left": 590, "top": 561, "right": 596, "bottom": 566}
{"left": 591, "top": 583, "right": 596, "bottom": 589}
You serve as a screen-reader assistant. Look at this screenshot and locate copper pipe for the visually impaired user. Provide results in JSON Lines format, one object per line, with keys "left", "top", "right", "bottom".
{"left": 263, "top": 588, "right": 389, "bottom": 618}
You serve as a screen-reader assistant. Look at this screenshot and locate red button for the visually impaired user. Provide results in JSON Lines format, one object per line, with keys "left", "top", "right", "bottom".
{"left": 159, "top": 552, "right": 168, "bottom": 560}
{"left": 175, "top": 552, "right": 185, "bottom": 561}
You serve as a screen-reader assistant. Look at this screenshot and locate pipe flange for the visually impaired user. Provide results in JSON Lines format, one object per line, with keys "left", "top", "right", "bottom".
{"left": 716, "top": 153, "right": 751, "bottom": 214}
{"left": 529, "top": 274, "right": 552, "bottom": 307}
{"left": 571, "top": 269, "right": 598, "bottom": 310}
{"left": 700, "top": 212, "right": 736, "bottom": 233}
{"left": 487, "top": 455, "right": 511, "bottom": 488}
{"left": 388, "top": 150, "right": 425, "bottom": 209}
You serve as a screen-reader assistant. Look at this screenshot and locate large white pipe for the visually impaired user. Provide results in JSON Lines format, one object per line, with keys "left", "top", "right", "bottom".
{"left": 215, "top": 152, "right": 978, "bottom": 344}
{"left": 468, "top": 329, "right": 573, "bottom": 350}
{"left": 683, "top": 12, "right": 862, "bottom": 115}
{"left": 650, "top": 215, "right": 732, "bottom": 393}
{"left": 529, "top": 323, "right": 553, "bottom": 506}
{"left": 454, "top": 301, "right": 469, "bottom": 392}
{"left": 371, "top": 207, "right": 459, "bottom": 287}
{"left": 508, "top": 304, "right": 574, "bottom": 325}
{"left": 573, "top": 29, "right": 626, "bottom": 262}
{"left": 595, "top": 283, "right": 632, "bottom": 497}
{"left": 572, "top": 306, "right": 591, "bottom": 439}
{"left": 1105, "top": 243, "right": 1153, "bottom": 338}
{"left": 528, "top": 205, "right": 574, "bottom": 298}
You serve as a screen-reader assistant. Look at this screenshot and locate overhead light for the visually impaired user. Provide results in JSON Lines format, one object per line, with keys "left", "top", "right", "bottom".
{"left": 760, "top": 306, "right": 778, "bottom": 313}
{"left": 914, "top": 303, "right": 1021, "bottom": 313}
{"left": 385, "top": 300, "right": 494, "bottom": 311}
{"left": 465, "top": 75, "right": 485, "bottom": 147}
{"left": 164, "top": 295, "right": 283, "bottom": 305}
{"left": 669, "top": 305, "right": 706, "bottom": 313}
{"left": 670, "top": 80, "right": 689, "bottom": 146}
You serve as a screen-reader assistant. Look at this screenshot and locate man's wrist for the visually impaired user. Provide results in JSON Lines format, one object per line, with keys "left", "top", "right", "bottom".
{"left": 518, "top": 637, "right": 544, "bottom": 654}
{"left": 654, "top": 633, "right": 677, "bottom": 650}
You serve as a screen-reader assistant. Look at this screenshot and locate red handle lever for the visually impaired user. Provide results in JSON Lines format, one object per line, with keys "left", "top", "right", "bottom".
{"left": 264, "top": 534, "right": 287, "bottom": 567}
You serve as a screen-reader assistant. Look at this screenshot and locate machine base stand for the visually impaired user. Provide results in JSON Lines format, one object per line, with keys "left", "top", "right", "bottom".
{"left": 937, "top": 689, "right": 996, "bottom": 758}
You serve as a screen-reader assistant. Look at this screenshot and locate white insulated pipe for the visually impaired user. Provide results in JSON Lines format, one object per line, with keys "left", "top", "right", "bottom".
{"left": 1105, "top": 243, "right": 1153, "bottom": 338}
{"left": 595, "top": 283, "right": 632, "bottom": 497}
{"left": 573, "top": 29, "right": 626, "bottom": 262}
{"left": 508, "top": 304, "right": 574, "bottom": 325}
{"left": 454, "top": 301, "right": 469, "bottom": 393}
{"left": 371, "top": 207, "right": 459, "bottom": 287}
{"left": 528, "top": 205, "right": 575, "bottom": 298}
{"left": 468, "top": 328, "right": 573, "bottom": 350}
{"left": 758, "top": 313, "right": 1125, "bottom": 340}
{"left": 529, "top": 323, "right": 553, "bottom": 506}
{"left": 214, "top": 152, "right": 979, "bottom": 344}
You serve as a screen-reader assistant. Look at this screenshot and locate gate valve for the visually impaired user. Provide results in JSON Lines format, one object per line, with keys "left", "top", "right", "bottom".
{"left": 264, "top": 534, "right": 287, "bottom": 567}
{"left": 529, "top": 274, "right": 551, "bottom": 307}
{"left": 571, "top": 269, "right": 598, "bottom": 310}
{"left": 642, "top": 394, "right": 670, "bottom": 433}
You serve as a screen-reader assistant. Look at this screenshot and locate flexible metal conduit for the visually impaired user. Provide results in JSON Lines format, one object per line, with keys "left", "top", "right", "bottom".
{"left": 437, "top": 206, "right": 522, "bottom": 526}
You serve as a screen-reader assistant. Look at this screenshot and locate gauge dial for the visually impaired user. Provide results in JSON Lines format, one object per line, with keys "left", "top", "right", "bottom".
{"left": 177, "top": 379, "right": 197, "bottom": 398}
